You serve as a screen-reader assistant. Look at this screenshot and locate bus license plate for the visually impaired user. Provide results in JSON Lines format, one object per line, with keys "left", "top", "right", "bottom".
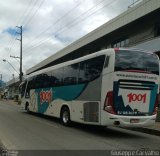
{"left": 130, "top": 119, "right": 140, "bottom": 123}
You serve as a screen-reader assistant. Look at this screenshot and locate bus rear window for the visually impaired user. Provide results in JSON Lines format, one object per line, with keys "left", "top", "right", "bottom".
{"left": 115, "top": 50, "right": 159, "bottom": 75}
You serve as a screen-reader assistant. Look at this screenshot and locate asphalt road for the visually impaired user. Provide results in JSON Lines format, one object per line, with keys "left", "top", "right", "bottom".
{"left": 0, "top": 101, "right": 160, "bottom": 155}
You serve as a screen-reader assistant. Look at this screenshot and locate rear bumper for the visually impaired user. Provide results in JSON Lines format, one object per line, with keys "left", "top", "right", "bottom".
{"left": 102, "top": 114, "right": 157, "bottom": 127}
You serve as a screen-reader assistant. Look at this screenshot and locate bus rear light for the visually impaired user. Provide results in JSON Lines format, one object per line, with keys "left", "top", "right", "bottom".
{"left": 104, "top": 91, "right": 116, "bottom": 115}
{"left": 152, "top": 94, "right": 159, "bottom": 115}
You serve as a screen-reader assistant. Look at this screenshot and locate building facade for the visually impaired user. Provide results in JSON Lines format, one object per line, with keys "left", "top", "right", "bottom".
{"left": 5, "top": 78, "right": 20, "bottom": 100}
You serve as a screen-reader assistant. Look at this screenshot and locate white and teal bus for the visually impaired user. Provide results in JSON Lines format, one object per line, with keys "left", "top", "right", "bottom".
{"left": 20, "top": 48, "right": 159, "bottom": 127}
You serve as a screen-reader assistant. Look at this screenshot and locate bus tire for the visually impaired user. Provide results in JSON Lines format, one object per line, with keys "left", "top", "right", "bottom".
{"left": 61, "top": 107, "right": 71, "bottom": 126}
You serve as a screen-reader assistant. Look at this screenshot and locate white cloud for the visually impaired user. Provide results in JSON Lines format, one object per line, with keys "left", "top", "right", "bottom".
{"left": 0, "top": 0, "right": 137, "bottom": 82}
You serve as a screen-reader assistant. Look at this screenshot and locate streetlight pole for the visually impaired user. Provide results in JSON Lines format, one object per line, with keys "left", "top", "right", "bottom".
{"left": 3, "top": 59, "right": 19, "bottom": 75}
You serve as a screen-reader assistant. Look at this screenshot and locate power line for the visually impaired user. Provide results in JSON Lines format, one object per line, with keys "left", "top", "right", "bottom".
{"left": 23, "top": 0, "right": 83, "bottom": 49}
{"left": 10, "top": 55, "right": 27, "bottom": 71}
{"left": 23, "top": 0, "right": 116, "bottom": 55}
{"left": 23, "top": 0, "right": 46, "bottom": 27}
{"left": 21, "top": 0, "right": 39, "bottom": 25}
{"left": 4, "top": 0, "right": 43, "bottom": 76}
{"left": 6, "top": 0, "right": 35, "bottom": 57}
{"left": 53, "top": 0, "right": 117, "bottom": 38}
{"left": 6, "top": 27, "right": 19, "bottom": 55}
{"left": 16, "top": 0, "right": 34, "bottom": 26}
{"left": 6, "top": 33, "right": 16, "bottom": 52}
{"left": 3, "top": 59, "right": 19, "bottom": 75}
{"left": 23, "top": 0, "right": 106, "bottom": 53}
{"left": 5, "top": 0, "right": 43, "bottom": 74}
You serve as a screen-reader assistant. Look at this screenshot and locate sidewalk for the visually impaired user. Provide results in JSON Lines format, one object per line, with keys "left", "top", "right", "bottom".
{"left": 130, "top": 122, "right": 160, "bottom": 136}
{"left": 132, "top": 111, "right": 160, "bottom": 136}
{"left": 0, "top": 99, "right": 19, "bottom": 105}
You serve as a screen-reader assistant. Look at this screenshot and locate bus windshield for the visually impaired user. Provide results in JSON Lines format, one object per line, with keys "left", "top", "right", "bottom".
{"left": 115, "top": 50, "right": 159, "bottom": 75}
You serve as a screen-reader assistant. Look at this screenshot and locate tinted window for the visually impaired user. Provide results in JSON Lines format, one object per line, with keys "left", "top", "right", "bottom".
{"left": 27, "top": 55, "right": 106, "bottom": 88}
{"left": 115, "top": 50, "right": 159, "bottom": 75}
{"left": 34, "top": 75, "right": 44, "bottom": 88}
{"left": 79, "top": 61, "right": 87, "bottom": 83}
{"left": 63, "top": 64, "right": 79, "bottom": 85}
{"left": 41, "top": 73, "right": 52, "bottom": 88}
{"left": 28, "top": 77, "right": 35, "bottom": 89}
{"left": 79, "top": 55, "right": 105, "bottom": 83}
{"left": 52, "top": 68, "right": 64, "bottom": 86}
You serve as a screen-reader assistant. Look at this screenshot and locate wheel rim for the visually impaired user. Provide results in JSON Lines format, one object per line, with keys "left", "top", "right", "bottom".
{"left": 63, "top": 111, "right": 69, "bottom": 123}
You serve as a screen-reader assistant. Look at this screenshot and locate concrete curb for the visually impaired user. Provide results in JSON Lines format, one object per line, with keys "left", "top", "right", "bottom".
{"left": 0, "top": 99, "right": 18, "bottom": 105}
{"left": 127, "top": 127, "right": 160, "bottom": 136}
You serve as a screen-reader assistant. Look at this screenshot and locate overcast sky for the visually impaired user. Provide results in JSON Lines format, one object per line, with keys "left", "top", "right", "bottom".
{"left": 0, "top": 0, "right": 141, "bottom": 82}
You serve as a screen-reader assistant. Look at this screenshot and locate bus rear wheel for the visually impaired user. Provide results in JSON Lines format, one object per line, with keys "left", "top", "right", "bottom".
{"left": 61, "top": 107, "right": 71, "bottom": 126}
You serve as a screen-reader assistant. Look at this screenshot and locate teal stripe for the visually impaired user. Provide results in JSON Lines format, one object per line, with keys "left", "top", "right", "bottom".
{"left": 35, "top": 84, "right": 87, "bottom": 113}
{"left": 53, "top": 84, "right": 86, "bottom": 101}
{"left": 149, "top": 84, "right": 158, "bottom": 113}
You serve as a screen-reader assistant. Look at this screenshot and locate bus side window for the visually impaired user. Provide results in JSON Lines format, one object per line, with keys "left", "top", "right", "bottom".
{"left": 71, "top": 63, "right": 79, "bottom": 84}
{"left": 42, "top": 73, "right": 52, "bottom": 88}
{"left": 52, "top": 68, "right": 64, "bottom": 86}
{"left": 86, "top": 55, "right": 105, "bottom": 81}
{"left": 63, "top": 64, "right": 79, "bottom": 85}
{"left": 79, "top": 61, "right": 87, "bottom": 83}
{"left": 78, "top": 55, "right": 105, "bottom": 83}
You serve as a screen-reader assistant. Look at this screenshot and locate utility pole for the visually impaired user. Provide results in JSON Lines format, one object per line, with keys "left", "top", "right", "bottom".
{"left": 10, "top": 55, "right": 20, "bottom": 59}
{"left": 16, "top": 26, "right": 23, "bottom": 82}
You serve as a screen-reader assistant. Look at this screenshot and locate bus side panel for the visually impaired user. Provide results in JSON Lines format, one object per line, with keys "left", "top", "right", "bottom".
{"left": 45, "top": 99, "right": 71, "bottom": 118}
{"left": 71, "top": 101, "right": 101, "bottom": 125}
{"left": 100, "top": 53, "right": 115, "bottom": 126}
{"left": 70, "top": 101, "right": 84, "bottom": 123}
{"left": 29, "top": 88, "right": 71, "bottom": 117}
{"left": 101, "top": 73, "right": 115, "bottom": 125}
{"left": 28, "top": 85, "right": 82, "bottom": 116}
{"left": 27, "top": 84, "right": 92, "bottom": 119}
{"left": 71, "top": 77, "right": 102, "bottom": 124}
